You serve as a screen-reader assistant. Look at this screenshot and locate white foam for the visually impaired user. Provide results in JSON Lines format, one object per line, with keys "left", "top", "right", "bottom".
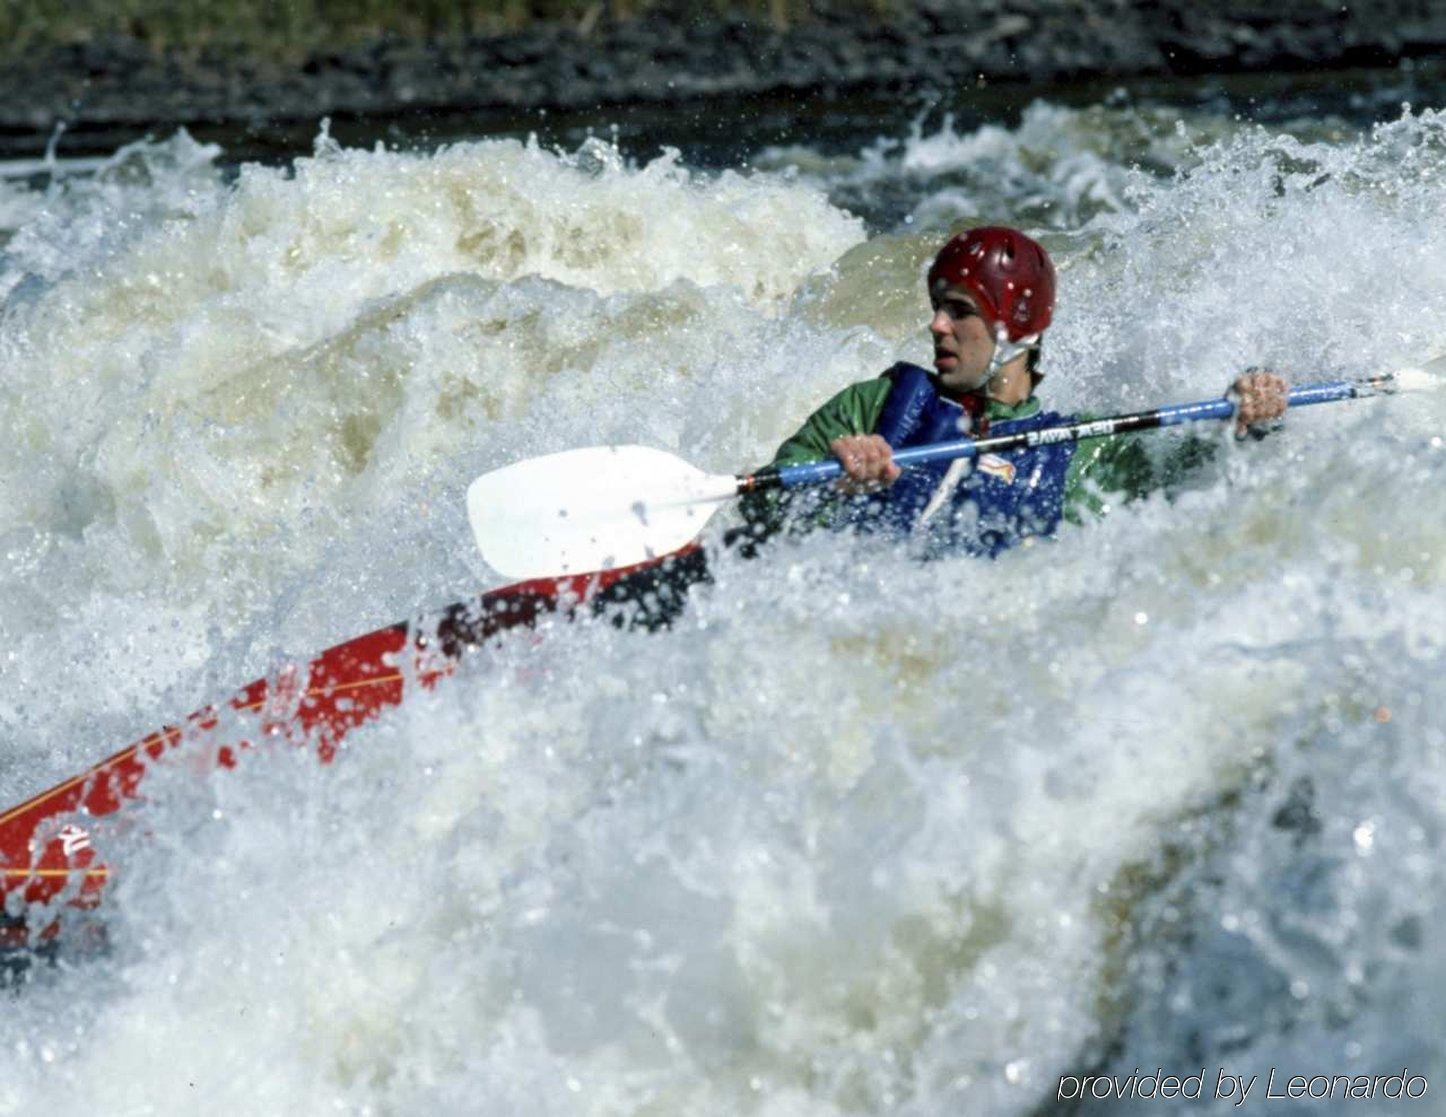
{"left": 5, "top": 105, "right": 1446, "bottom": 1114}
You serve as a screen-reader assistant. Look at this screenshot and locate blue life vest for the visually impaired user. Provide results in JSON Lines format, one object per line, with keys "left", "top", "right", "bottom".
{"left": 845, "top": 363, "right": 1077, "bottom": 558}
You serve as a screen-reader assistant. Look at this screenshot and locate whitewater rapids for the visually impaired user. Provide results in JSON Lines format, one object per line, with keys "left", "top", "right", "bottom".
{"left": 3, "top": 100, "right": 1446, "bottom": 1114}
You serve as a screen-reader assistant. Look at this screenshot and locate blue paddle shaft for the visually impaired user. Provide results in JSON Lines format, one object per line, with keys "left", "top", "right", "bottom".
{"left": 767, "top": 378, "right": 1367, "bottom": 490}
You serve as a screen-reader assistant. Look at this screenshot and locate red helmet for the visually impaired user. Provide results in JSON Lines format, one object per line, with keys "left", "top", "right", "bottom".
{"left": 927, "top": 226, "right": 1056, "bottom": 341}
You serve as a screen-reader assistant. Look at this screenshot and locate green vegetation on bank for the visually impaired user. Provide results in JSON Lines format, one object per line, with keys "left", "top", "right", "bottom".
{"left": 0, "top": 0, "right": 894, "bottom": 56}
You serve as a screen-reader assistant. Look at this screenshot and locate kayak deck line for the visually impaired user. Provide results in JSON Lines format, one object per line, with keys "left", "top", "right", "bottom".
{"left": 0, "top": 545, "right": 708, "bottom": 953}
{"left": 0, "top": 727, "right": 183, "bottom": 831}
{"left": 3, "top": 869, "right": 110, "bottom": 878}
{"left": 0, "top": 618, "right": 471, "bottom": 848}
{"left": 0, "top": 664, "right": 427, "bottom": 834}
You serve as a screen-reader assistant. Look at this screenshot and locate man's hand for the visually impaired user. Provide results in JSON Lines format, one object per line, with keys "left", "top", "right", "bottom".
{"left": 1230, "top": 370, "right": 1289, "bottom": 437}
{"left": 829, "top": 434, "right": 901, "bottom": 490}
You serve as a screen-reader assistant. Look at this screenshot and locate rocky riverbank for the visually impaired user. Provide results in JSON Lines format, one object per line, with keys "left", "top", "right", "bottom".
{"left": 3, "top": 0, "right": 1445, "bottom": 159}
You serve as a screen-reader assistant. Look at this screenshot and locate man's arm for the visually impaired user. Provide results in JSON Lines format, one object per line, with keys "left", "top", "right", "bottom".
{"left": 1063, "top": 371, "right": 1290, "bottom": 524}
{"left": 734, "top": 377, "right": 895, "bottom": 545}
{"left": 767, "top": 377, "right": 896, "bottom": 466}
{"left": 1062, "top": 431, "right": 1157, "bottom": 525}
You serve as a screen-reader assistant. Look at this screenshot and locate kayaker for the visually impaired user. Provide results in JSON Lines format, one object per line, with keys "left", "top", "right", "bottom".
{"left": 739, "top": 225, "right": 1288, "bottom": 557}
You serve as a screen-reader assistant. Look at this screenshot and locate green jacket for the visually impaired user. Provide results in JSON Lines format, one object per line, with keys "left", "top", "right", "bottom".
{"left": 740, "top": 373, "right": 1213, "bottom": 540}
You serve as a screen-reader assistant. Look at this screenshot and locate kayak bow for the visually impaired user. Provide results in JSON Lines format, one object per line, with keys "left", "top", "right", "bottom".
{"left": 0, "top": 545, "right": 707, "bottom": 955}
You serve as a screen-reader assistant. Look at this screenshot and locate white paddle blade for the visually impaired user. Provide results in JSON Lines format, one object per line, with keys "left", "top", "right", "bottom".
{"left": 467, "top": 445, "right": 739, "bottom": 581}
{"left": 1388, "top": 351, "right": 1446, "bottom": 394}
{"left": 1389, "top": 366, "right": 1446, "bottom": 394}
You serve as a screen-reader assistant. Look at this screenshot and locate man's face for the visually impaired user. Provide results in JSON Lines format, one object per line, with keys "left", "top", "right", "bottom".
{"left": 929, "top": 282, "right": 997, "bottom": 394}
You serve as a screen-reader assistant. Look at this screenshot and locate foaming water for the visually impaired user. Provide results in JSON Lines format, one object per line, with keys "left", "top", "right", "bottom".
{"left": 756, "top": 99, "right": 1352, "bottom": 235}
{"left": 4, "top": 102, "right": 1446, "bottom": 1115}
{"left": 0, "top": 128, "right": 866, "bottom": 793}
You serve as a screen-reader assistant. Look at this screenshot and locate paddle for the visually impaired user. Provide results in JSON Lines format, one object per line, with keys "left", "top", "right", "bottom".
{"left": 467, "top": 369, "right": 1440, "bottom": 580}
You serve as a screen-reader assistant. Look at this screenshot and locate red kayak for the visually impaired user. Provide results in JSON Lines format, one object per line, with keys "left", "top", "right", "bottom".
{"left": 0, "top": 545, "right": 707, "bottom": 953}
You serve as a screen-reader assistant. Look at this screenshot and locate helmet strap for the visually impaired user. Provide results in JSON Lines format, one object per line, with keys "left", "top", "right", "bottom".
{"left": 982, "top": 323, "right": 1040, "bottom": 389}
